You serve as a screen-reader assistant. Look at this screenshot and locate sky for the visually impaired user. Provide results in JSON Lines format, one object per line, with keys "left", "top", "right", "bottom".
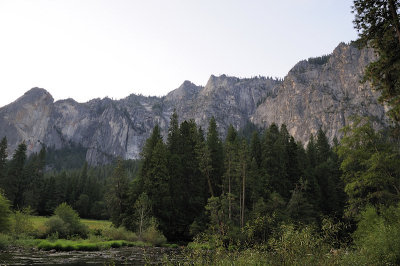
{"left": 0, "top": 0, "right": 358, "bottom": 107}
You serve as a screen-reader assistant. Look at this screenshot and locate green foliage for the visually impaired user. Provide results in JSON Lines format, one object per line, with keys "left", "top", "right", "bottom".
{"left": 106, "top": 158, "right": 129, "bottom": 227}
{"left": 0, "top": 137, "right": 7, "bottom": 186}
{"left": 0, "top": 233, "right": 11, "bottom": 250}
{"left": 353, "top": 0, "right": 400, "bottom": 122}
{"left": 7, "top": 142, "right": 27, "bottom": 208}
{"left": 101, "top": 226, "right": 138, "bottom": 241}
{"left": 11, "top": 207, "right": 35, "bottom": 237}
{"left": 133, "top": 192, "right": 152, "bottom": 237}
{"left": 0, "top": 191, "right": 11, "bottom": 233}
{"left": 343, "top": 205, "right": 400, "bottom": 265}
{"left": 36, "top": 239, "right": 149, "bottom": 251}
{"left": 206, "top": 117, "right": 224, "bottom": 197}
{"left": 46, "top": 203, "right": 89, "bottom": 238}
{"left": 45, "top": 144, "right": 87, "bottom": 171}
{"left": 267, "top": 224, "right": 334, "bottom": 265}
{"left": 45, "top": 216, "right": 68, "bottom": 238}
{"left": 337, "top": 117, "right": 400, "bottom": 216}
{"left": 141, "top": 218, "right": 167, "bottom": 246}
{"left": 130, "top": 116, "right": 209, "bottom": 242}
{"left": 286, "top": 179, "right": 318, "bottom": 224}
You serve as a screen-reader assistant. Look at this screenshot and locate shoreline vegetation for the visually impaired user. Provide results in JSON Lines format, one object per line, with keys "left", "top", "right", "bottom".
{"left": 0, "top": 210, "right": 172, "bottom": 253}
{"left": 1, "top": 115, "right": 400, "bottom": 265}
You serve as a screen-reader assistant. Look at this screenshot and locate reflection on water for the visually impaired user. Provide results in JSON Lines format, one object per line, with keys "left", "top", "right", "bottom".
{"left": 0, "top": 246, "right": 182, "bottom": 265}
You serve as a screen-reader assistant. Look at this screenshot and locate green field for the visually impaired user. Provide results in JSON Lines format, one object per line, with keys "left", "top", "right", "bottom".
{"left": 30, "top": 216, "right": 112, "bottom": 231}
{"left": 37, "top": 239, "right": 150, "bottom": 251}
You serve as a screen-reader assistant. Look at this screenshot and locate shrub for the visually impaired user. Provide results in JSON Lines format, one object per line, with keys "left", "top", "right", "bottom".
{"left": 141, "top": 218, "right": 166, "bottom": 246}
{"left": 342, "top": 205, "right": 400, "bottom": 265}
{"left": 45, "top": 203, "right": 89, "bottom": 238}
{"left": 0, "top": 192, "right": 11, "bottom": 233}
{"left": 11, "top": 207, "right": 35, "bottom": 237}
{"left": 45, "top": 216, "right": 67, "bottom": 239}
{"left": 267, "top": 224, "right": 334, "bottom": 265}
{"left": 102, "top": 226, "right": 138, "bottom": 241}
{"left": 0, "top": 233, "right": 11, "bottom": 250}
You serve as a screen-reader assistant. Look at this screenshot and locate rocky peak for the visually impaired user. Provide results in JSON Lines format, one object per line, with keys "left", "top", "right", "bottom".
{"left": 11, "top": 87, "right": 54, "bottom": 107}
{"left": 0, "top": 88, "right": 54, "bottom": 156}
{"left": 0, "top": 42, "right": 388, "bottom": 165}
{"left": 165, "top": 80, "right": 202, "bottom": 103}
{"left": 202, "top": 74, "right": 240, "bottom": 95}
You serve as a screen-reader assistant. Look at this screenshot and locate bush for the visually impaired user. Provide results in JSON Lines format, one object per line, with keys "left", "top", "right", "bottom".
{"left": 0, "top": 192, "right": 11, "bottom": 233}
{"left": 45, "top": 216, "right": 67, "bottom": 239}
{"left": 102, "top": 226, "right": 138, "bottom": 241}
{"left": 45, "top": 203, "right": 89, "bottom": 238}
{"left": 0, "top": 233, "right": 11, "bottom": 250}
{"left": 267, "top": 224, "right": 334, "bottom": 265}
{"left": 141, "top": 218, "right": 166, "bottom": 246}
{"left": 11, "top": 207, "right": 35, "bottom": 237}
{"left": 342, "top": 205, "right": 400, "bottom": 265}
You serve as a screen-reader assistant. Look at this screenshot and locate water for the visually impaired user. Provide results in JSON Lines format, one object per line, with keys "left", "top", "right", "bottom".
{"left": 0, "top": 247, "right": 182, "bottom": 265}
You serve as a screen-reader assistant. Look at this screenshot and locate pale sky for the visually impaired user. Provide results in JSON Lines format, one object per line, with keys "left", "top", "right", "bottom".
{"left": 0, "top": 0, "right": 357, "bottom": 107}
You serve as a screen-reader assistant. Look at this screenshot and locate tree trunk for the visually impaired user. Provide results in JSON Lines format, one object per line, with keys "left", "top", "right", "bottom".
{"left": 206, "top": 170, "right": 214, "bottom": 197}
{"left": 241, "top": 160, "right": 246, "bottom": 228}
{"left": 228, "top": 158, "right": 232, "bottom": 220}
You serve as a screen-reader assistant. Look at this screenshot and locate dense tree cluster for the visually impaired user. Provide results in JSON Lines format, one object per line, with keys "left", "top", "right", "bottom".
{"left": 0, "top": 139, "right": 139, "bottom": 220}
{"left": 115, "top": 112, "right": 346, "bottom": 242}
{"left": 0, "top": 113, "right": 399, "bottom": 251}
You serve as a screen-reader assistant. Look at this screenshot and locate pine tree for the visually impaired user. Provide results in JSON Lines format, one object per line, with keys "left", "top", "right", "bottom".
{"left": 0, "top": 137, "right": 8, "bottom": 189}
{"left": 250, "top": 131, "right": 262, "bottom": 168}
{"left": 337, "top": 117, "right": 400, "bottom": 216}
{"left": 353, "top": 0, "right": 400, "bottom": 121}
{"left": 262, "top": 124, "right": 289, "bottom": 199}
{"left": 106, "top": 158, "right": 129, "bottom": 226}
{"left": 8, "top": 142, "right": 27, "bottom": 208}
{"left": 206, "top": 117, "right": 224, "bottom": 196}
{"left": 316, "top": 128, "right": 331, "bottom": 164}
{"left": 223, "top": 125, "right": 239, "bottom": 221}
{"left": 238, "top": 139, "right": 249, "bottom": 228}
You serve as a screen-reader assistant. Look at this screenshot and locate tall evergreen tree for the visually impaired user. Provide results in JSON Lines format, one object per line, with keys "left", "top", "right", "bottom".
{"left": 262, "top": 124, "right": 289, "bottom": 199}
{"left": 143, "top": 139, "right": 170, "bottom": 236}
{"left": 316, "top": 128, "right": 331, "bottom": 164}
{"left": 223, "top": 125, "right": 240, "bottom": 221}
{"left": 338, "top": 117, "right": 400, "bottom": 216}
{"left": 7, "top": 142, "right": 27, "bottom": 208}
{"left": 250, "top": 131, "right": 262, "bottom": 168}
{"left": 206, "top": 117, "right": 224, "bottom": 196}
{"left": 0, "top": 137, "right": 8, "bottom": 189}
{"left": 238, "top": 139, "right": 249, "bottom": 228}
{"left": 106, "top": 158, "right": 129, "bottom": 226}
{"left": 353, "top": 0, "right": 400, "bottom": 121}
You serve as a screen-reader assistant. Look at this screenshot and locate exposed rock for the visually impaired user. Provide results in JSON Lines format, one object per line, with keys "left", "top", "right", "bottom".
{"left": 0, "top": 43, "right": 387, "bottom": 165}
{"left": 252, "top": 43, "right": 386, "bottom": 143}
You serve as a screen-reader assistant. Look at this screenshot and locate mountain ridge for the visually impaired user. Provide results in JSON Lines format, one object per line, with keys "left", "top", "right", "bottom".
{"left": 0, "top": 42, "right": 386, "bottom": 165}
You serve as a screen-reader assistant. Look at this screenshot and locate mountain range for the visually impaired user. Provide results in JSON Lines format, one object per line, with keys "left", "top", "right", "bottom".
{"left": 0, "top": 42, "right": 387, "bottom": 165}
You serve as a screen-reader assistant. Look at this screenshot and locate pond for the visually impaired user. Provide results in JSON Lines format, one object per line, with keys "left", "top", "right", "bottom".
{"left": 0, "top": 246, "right": 182, "bottom": 265}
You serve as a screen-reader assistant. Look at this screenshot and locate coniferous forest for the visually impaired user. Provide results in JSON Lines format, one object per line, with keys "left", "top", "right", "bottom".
{"left": 1, "top": 112, "right": 400, "bottom": 264}
{"left": 1, "top": 0, "right": 400, "bottom": 264}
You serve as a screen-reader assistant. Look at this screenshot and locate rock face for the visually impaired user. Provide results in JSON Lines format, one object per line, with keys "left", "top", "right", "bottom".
{"left": 252, "top": 43, "right": 386, "bottom": 143}
{"left": 0, "top": 43, "right": 387, "bottom": 165}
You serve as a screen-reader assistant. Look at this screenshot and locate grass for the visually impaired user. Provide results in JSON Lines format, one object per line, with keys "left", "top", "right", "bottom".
{"left": 30, "top": 216, "right": 112, "bottom": 231}
{"left": 29, "top": 215, "right": 112, "bottom": 237}
{"left": 37, "top": 239, "right": 150, "bottom": 251}
{"left": 11, "top": 216, "right": 172, "bottom": 251}
{"left": 81, "top": 218, "right": 112, "bottom": 230}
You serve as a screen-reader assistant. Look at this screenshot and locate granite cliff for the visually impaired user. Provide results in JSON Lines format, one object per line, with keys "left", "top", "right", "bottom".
{"left": 0, "top": 43, "right": 386, "bottom": 165}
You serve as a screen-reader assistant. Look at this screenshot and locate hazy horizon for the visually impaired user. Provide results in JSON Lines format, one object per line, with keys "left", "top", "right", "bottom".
{"left": 0, "top": 0, "right": 357, "bottom": 107}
